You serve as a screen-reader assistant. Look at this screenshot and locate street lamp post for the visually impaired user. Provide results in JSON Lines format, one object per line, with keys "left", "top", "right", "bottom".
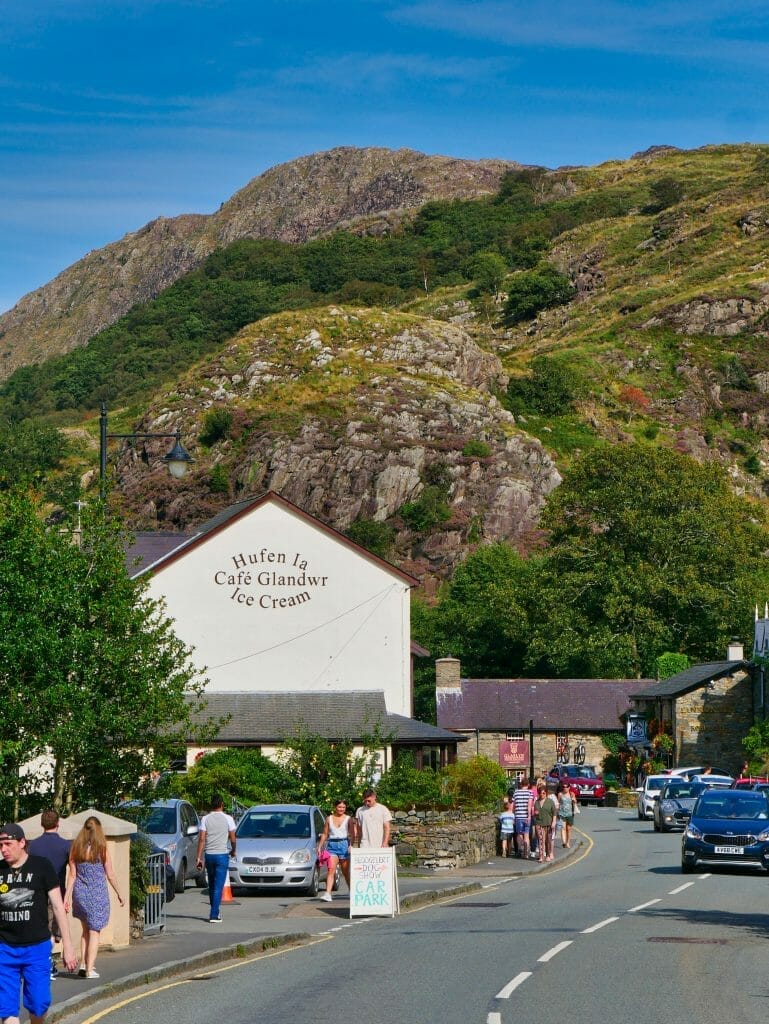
{"left": 99, "top": 401, "right": 194, "bottom": 497}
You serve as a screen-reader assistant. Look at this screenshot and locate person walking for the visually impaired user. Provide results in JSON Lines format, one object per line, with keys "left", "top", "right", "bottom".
{"left": 355, "top": 789, "right": 391, "bottom": 849}
{"left": 0, "top": 823, "right": 77, "bottom": 1024}
{"left": 317, "top": 798, "right": 354, "bottom": 902}
{"left": 498, "top": 797, "right": 515, "bottom": 858}
{"left": 557, "top": 783, "right": 577, "bottom": 848}
{"left": 64, "top": 816, "right": 124, "bottom": 980}
{"left": 195, "top": 795, "right": 236, "bottom": 924}
{"left": 27, "top": 810, "right": 71, "bottom": 981}
{"left": 512, "top": 780, "right": 534, "bottom": 859}
{"left": 533, "top": 784, "right": 556, "bottom": 862}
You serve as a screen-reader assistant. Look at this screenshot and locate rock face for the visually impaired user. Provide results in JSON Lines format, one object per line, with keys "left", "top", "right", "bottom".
{"left": 116, "top": 307, "right": 560, "bottom": 580}
{"left": 644, "top": 289, "right": 769, "bottom": 336}
{"left": 0, "top": 147, "right": 520, "bottom": 382}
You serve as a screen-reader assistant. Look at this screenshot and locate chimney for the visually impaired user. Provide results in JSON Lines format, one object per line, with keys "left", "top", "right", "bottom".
{"left": 436, "top": 657, "right": 461, "bottom": 690}
{"left": 727, "top": 637, "right": 744, "bottom": 661}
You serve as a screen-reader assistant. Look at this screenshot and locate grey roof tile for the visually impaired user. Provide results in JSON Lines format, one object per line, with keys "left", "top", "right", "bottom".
{"left": 630, "top": 661, "right": 746, "bottom": 699}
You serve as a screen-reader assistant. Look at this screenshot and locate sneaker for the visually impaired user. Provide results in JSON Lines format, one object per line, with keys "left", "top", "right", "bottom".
{"left": 86, "top": 970, "right": 100, "bottom": 980}
{"left": 319, "top": 892, "right": 333, "bottom": 902}
{"left": 208, "top": 916, "right": 223, "bottom": 923}
{"left": 50, "top": 965, "right": 59, "bottom": 980}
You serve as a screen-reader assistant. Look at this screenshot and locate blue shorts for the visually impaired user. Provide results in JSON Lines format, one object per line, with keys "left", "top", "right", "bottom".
{"left": 325, "top": 839, "right": 350, "bottom": 859}
{"left": 0, "top": 939, "right": 52, "bottom": 1019}
{"left": 514, "top": 818, "right": 530, "bottom": 835}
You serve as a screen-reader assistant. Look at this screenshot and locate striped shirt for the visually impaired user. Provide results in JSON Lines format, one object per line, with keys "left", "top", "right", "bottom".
{"left": 513, "top": 788, "right": 533, "bottom": 820}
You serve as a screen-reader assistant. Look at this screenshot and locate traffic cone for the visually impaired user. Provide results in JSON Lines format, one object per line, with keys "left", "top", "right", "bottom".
{"left": 220, "top": 875, "right": 237, "bottom": 903}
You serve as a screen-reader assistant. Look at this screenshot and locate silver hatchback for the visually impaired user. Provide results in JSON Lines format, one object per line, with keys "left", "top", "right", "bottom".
{"left": 229, "top": 803, "right": 337, "bottom": 896}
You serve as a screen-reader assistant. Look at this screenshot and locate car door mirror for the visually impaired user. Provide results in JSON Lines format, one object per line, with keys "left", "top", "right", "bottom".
{"left": 186, "top": 824, "right": 199, "bottom": 836}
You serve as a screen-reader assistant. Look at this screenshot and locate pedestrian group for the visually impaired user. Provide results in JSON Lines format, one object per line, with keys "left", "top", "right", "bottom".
{"left": 500, "top": 778, "right": 579, "bottom": 862}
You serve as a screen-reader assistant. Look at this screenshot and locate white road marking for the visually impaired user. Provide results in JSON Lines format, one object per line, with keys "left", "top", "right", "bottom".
{"left": 537, "top": 940, "right": 573, "bottom": 962}
{"left": 487, "top": 1014, "right": 502, "bottom": 1024}
{"left": 628, "top": 898, "right": 661, "bottom": 913}
{"left": 668, "top": 882, "right": 695, "bottom": 895}
{"left": 699, "top": 873, "right": 711, "bottom": 879}
{"left": 581, "top": 916, "right": 619, "bottom": 933}
{"left": 495, "top": 972, "right": 532, "bottom": 999}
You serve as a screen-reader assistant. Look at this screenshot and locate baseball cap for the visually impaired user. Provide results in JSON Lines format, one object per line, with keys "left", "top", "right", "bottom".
{"left": 0, "top": 823, "right": 25, "bottom": 841}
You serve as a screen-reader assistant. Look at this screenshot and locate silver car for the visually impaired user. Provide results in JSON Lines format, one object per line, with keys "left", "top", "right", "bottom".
{"left": 124, "top": 799, "right": 205, "bottom": 892}
{"left": 636, "top": 775, "right": 669, "bottom": 820}
{"left": 653, "top": 781, "right": 706, "bottom": 832}
{"left": 229, "top": 804, "right": 338, "bottom": 896}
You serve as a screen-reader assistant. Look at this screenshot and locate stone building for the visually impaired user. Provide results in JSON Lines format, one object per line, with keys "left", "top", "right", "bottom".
{"left": 630, "top": 638, "right": 755, "bottom": 774}
{"left": 435, "top": 657, "right": 654, "bottom": 780}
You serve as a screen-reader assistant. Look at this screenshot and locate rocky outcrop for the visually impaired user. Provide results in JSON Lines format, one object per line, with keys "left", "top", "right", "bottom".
{"left": 643, "top": 289, "right": 769, "bottom": 336}
{"left": 114, "top": 307, "right": 560, "bottom": 580}
{"left": 0, "top": 148, "right": 520, "bottom": 381}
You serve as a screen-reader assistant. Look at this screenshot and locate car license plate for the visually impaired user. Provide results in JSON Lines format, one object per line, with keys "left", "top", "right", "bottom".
{"left": 714, "top": 846, "right": 743, "bottom": 854}
{"left": 246, "top": 865, "right": 280, "bottom": 874}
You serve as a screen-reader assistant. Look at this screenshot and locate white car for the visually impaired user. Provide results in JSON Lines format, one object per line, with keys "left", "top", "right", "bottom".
{"left": 666, "top": 765, "right": 730, "bottom": 780}
{"left": 636, "top": 775, "right": 669, "bottom": 819}
{"left": 689, "top": 774, "right": 734, "bottom": 788}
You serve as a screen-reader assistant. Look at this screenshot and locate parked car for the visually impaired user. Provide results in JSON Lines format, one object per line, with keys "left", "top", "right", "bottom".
{"left": 731, "top": 776, "right": 769, "bottom": 789}
{"left": 681, "top": 788, "right": 769, "bottom": 873}
{"left": 666, "top": 765, "right": 731, "bottom": 780}
{"left": 653, "top": 780, "right": 706, "bottom": 832}
{"left": 122, "top": 799, "right": 204, "bottom": 892}
{"left": 548, "top": 764, "right": 606, "bottom": 806}
{"left": 636, "top": 775, "right": 669, "bottom": 820}
{"left": 229, "top": 804, "right": 339, "bottom": 895}
{"left": 129, "top": 831, "right": 176, "bottom": 904}
{"left": 689, "top": 774, "right": 734, "bottom": 789}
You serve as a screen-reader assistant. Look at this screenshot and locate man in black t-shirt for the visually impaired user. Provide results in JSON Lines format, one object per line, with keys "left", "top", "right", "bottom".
{"left": 0, "top": 823, "right": 77, "bottom": 1024}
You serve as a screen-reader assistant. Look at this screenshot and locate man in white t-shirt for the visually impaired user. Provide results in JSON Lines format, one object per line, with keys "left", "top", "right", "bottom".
{"left": 195, "top": 795, "right": 236, "bottom": 924}
{"left": 355, "top": 789, "right": 392, "bottom": 848}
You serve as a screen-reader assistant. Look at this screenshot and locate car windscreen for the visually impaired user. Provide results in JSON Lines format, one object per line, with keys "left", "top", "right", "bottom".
{"left": 646, "top": 776, "right": 668, "bottom": 790}
{"left": 695, "top": 794, "right": 769, "bottom": 819}
{"left": 662, "top": 783, "right": 704, "bottom": 800}
{"left": 140, "top": 808, "right": 177, "bottom": 834}
{"left": 237, "top": 812, "right": 311, "bottom": 839}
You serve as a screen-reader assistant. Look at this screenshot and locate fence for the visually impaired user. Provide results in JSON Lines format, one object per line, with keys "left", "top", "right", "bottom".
{"left": 143, "top": 851, "right": 168, "bottom": 935}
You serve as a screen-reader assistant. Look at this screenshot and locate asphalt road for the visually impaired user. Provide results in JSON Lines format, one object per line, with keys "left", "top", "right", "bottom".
{"left": 63, "top": 806, "right": 769, "bottom": 1024}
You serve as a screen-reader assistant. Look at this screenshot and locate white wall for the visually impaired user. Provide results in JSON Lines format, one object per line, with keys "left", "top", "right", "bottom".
{"left": 146, "top": 499, "right": 412, "bottom": 716}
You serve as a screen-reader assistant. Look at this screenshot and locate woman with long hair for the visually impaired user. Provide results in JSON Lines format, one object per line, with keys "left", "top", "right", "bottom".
{"left": 64, "top": 816, "right": 124, "bottom": 979}
{"left": 316, "top": 798, "right": 354, "bottom": 902}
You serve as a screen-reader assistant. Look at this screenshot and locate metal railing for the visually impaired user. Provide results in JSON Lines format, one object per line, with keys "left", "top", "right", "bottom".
{"left": 144, "top": 852, "right": 167, "bottom": 935}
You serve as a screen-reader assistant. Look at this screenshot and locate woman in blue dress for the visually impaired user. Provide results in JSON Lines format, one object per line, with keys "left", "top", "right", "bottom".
{"left": 64, "top": 816, "right": 125, "bottom": 979}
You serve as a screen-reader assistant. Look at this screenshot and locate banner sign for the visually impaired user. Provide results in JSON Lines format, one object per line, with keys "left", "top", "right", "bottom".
{"left": 349, "top": 847, "right": 399, "bottom": 918}
{"left": 498, "top": 740, "right": 529, "bottom": 767}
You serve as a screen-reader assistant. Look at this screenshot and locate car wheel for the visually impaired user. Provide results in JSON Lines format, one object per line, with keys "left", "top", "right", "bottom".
{"left": 596, "top": 800, "right": 604, "bottom": 807}
{"left": 637, "top": 809, "right": 643, "bottom": 820}
{"left": 653, "top": 819, "right": 660, "bottom": 832}
{"left": 175, "top": 859, "right": 186, "bottom": 894}
{"left": 304, "top": 866, "right": 320, "bottom": 896}
{"left": 195, "top": 871, "right": 206, "bottom": 888}
{"left": 331, "top": 866, "right": 341, "bottom": 892}
{"left": 681, "top": 860, "right": 695, "bottom": 873}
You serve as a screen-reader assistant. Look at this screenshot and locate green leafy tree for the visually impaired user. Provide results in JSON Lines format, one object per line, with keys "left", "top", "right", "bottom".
{"left": 276, "top": 730, "right": 385, "bottom": 810}
{"left": 655, "top": 652, "right": 691, "bottom": 679}
{"left": 167, "top": 748, "right": 298, "bottom": 809}
{"left": 0, "top": 492, "right": 211, "bottom": 818}
{"left": 442, "top": 756, "right": 507, "bottom": 809}
{"left": 503, "top": 264, "right": 575, "bottom": 324}
{"left": 345, "top": 517, "right": 396, "bottom": 560}
{"left": 471, "top": 251, "right": 508, "bottom": 297}
{"left": 506, "top": 355, "right": 588, "bottom": 415}
{"left": 528, "top": 445, "right": 769, "bottom": 678}
{"left": 375, "top": 753, "right": 444, "bottom": 809}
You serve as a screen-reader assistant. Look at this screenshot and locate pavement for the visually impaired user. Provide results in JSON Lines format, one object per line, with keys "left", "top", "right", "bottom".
{"left": 46, "top": 838, "right": 582, "bottom": 1023}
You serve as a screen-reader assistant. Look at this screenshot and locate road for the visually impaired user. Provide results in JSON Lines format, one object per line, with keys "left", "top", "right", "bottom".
{"left": 65, "top": 806, "right": 769, "bottom": 1024}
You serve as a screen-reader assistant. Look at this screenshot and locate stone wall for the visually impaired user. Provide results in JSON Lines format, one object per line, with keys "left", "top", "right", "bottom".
{"left": 456, "top": 730, "right": 608, "bottom": 779}
{"left": 674, "top": 669, "right": 752, "bottom": 769}
{"left": 391, "top": 809, "right": 497, "bottom": 869}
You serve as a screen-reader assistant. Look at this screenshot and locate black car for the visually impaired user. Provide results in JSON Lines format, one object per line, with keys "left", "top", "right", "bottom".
{"left": 681, "top": 789, "right": 769, "bottom": 873}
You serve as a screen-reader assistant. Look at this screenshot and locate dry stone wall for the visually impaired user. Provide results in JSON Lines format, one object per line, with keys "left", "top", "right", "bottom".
{"left": 391, "top": 809, "right": 497, "bottom": 869}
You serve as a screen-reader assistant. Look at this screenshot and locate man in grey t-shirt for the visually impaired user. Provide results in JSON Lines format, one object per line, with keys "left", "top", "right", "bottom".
{"left": 195, "top": 795, "right": 236, "bottom": 923}
{"left": 355, "top": 789, "right": 392, "bottom": 848}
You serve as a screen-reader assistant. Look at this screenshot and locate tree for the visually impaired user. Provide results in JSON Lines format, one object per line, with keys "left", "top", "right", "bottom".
{"left": 471, "top": 251, "right": 508, "bottom": 297}
{"left": 275, "top": 730, "right": 385, "bottom": 809}
{"left": 0, "top": 492, "right": 210, "bottom": 818}
{"left": 503, "top": 264, "right": 575, "bottom": 324}
{"left": 528, "top": 445, "right": 769, "bottom": 678}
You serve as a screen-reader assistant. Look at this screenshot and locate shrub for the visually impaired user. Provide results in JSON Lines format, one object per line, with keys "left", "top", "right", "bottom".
{"left": 199, "top": 407, "right": 233, "bottom": 446}
{"left": 129, "top": 834, "right": 153, "bottom": 915}
{"left": 503, "top": 264, "right": 575, "bottom": 324}
{"left": 400, "top": 485, "right": 451, "bottom": 532}
{"left": 441, "top": 756, "right": 507, "bottom": 809}
{"left": 506, "top": 355, "right": 587, "bottom": 415}
{"left": 644, "top": 177, "right": 685, "bottom": 213}
{"left": 376, "top": 754, "right": 444, "bottom": 808}
{"left": 209, "top": 463, "right": 230, "bottom": 493}
{"left": 345, "top": 517, "right": 396, "bottom": 559}
{"left": 167, "top": 748, "right": 298, "bottom": 808}
{"left": 462, "top": 440, "right": 491, "bottom": 458}
{"left": 655, "top": 652, "right": 691, "bottom": 680}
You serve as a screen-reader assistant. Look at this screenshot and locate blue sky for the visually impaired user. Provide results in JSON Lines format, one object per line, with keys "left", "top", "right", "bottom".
{"left": 2, "top": 0, "right": 768, "bottom": 313}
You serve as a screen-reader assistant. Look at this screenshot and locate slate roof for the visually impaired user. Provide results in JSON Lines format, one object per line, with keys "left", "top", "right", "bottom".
{"left": 629, "top": 661, "right": 746, "bottom": 699}
{"left": 124, "top": 531, "right": 192, "bottom": 575}
{"left": 437, "top": 678, "right": 656, "bottom": 732}
{"left": 188, "top": 691, "right": 463, "bottom": 745}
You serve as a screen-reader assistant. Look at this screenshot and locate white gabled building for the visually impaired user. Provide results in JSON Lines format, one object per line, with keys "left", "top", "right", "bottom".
{"left": 128, "top": 492, "right": 461, "bottom": 770}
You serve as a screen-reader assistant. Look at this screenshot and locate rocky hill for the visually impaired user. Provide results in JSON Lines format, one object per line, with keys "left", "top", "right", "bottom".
{"left": 110, "top": 306, "right": 560, "bottom": 584}
{"left": 0, "top": 148, "right": 519, "bottom": 380}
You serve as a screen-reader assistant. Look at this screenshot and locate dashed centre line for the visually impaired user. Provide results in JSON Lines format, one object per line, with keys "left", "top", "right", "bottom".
{"left": 581, "top": 916, "right": 619, "bottom": 933}
{"left": 537, "top": 940, "right": 573, "bottom": 962}
{"left": 495, "top": 972, "right": 532, "bottom": 999}
{"left": 668, "top": 881, "right": 695, "bottom": 895}
{"left": 628, "top": 898, "right": 661, "bottom": 913}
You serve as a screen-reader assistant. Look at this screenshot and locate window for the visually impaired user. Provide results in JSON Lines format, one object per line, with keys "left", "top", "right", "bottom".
{"left": 505, "top": 731, "right": 525, "bottom": 742}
